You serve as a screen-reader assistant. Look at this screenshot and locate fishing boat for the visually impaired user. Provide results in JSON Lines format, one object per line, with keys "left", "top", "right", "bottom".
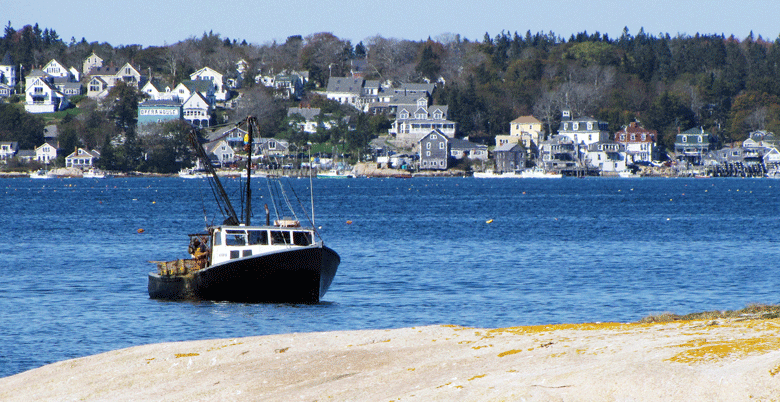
{"left": 317, "top": 168, "right": 355, "bottom": 178}
{"left": 30, "top": 169, "right": 55, "bottom": 179}
{"left": 149, "top": 117, "right": 340, "bottom": 303}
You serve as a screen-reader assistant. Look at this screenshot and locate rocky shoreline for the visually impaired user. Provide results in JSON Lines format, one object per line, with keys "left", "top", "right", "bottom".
{"left": 1, "top": 319, "right": 779, "bottom": 401}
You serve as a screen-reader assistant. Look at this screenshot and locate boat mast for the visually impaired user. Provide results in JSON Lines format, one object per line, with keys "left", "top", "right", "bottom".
{"left": 188, "top": 129, "right": 240, "bottom": 226}
{"left": 245, "top": 118, "right": 253, "bottom": 225}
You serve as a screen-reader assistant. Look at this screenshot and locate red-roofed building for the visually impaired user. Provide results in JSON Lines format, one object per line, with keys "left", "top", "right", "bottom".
{"left": 614, "top": 122, "right": 657, "bottom": 163}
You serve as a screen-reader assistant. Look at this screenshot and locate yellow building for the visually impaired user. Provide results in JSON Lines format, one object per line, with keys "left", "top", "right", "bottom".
{"left": 495, "top": 116, "right": 543, "bottom": 152}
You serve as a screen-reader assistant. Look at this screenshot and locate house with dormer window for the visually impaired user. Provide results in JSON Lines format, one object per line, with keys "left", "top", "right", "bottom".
{"left": 325, "top": 77, "right": 364, "bottom": 108}
{"left": 203, "top": 139, "right": 235, "bottom": 167}
{"left": 85, "top": 62, "right": 143, "bottom": 98}
{"left": 35, "top": 142, "right": 57, "bottom": 164}
{"left": 24, "top": 75, "right": 67, "bottom": 113}
{"left": 391, "top": 96, "right": 456, "bottom": 147}
{"left": 557, "top": 109, "right": 610, "bottom": 146}
{"left": 141, "top": 79, "right": 176, "bottom": 101}
{"left": 675, "top": 127, "right": 717, "bottom": 165}
{"left": 615, "top": 122, "right": 658, "bottom": 163}
{"left": 585, "top": 141, "right": 627, "bottom": 173}
{"left": 65, "top": 148, "right": 100, "bottom": 168}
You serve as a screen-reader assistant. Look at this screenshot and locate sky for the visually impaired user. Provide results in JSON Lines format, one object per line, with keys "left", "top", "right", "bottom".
{"left": 6, "top": 0, "right": 780, "bottom": 48}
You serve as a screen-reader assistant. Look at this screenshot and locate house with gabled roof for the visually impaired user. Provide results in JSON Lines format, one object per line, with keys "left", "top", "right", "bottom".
{"left": 86, "top": 62, "right": 143, "bottom": 98}
{"left": 0, "top": 83, "right": 12, "bottom": 98}
{"left": 182, "top": 92, "right": 212, "bottom": 127}
{"left": 207, "top": 126, "right": 247, "bottom": 150}
{"left": 203, "top": 139, "right": 235, "bottom": 167}
{"left": 83, "top": 52, "right": 103, "bottom": 75}
{"left": 190, "top": 67, "right": 228, "bottom": 101}
{"left": 24, "top": 75, "right": 68, "bottom": 113}
{"left": 42, "top": 59, "right": 70, "bottom": 79}
{"left": 141, "top": 79, "right": 176, "bottom": 101}
{"left": 494, "top": 143, "right": 527, "bottom": 173}
{"left": 418, "top": 129, "right": 450, "bottom": 170}
{"left": 173, "top": 80, "right": 215, "bottom": 106}
{"left": 35, "top": 142, "right": 58, "bottom": 164}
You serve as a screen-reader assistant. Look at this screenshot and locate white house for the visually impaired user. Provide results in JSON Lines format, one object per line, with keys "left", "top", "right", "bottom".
{"left": 0, "top": 52, "right": 17, "bottom": 89}
{"left": 557, "top": 109, "right": 610, "bottom": 146}
{"left": 25, "top": 75, "right": 67, "bottom": 113}
{"left": 182, "top": 92, "right": 211, "bottom": 127}
{"left": 35, "top": 142, "right": 58, "bottom": 164}
{"left": 190, "top": 67, "right": 228, "bottom": 101}
{"left": 0, "top": 141, "right": 19, "bottom": 160}
{"left": 585, "top": 141, "right": 627, "bottom": 173}
{"left": 325, "top": 77, "right": 364, "bottom": 107}
{"left": 141, "top": 79, "right": 176, "bottom": 101}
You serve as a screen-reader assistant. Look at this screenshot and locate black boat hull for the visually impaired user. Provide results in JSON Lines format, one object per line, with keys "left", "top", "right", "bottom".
{"left": 148, "top": 245, "right": 340, "bottom": 303}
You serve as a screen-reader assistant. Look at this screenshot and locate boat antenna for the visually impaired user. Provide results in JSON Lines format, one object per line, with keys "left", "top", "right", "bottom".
{"left": 188, "top": 129, "right": 240, "bottom": 225}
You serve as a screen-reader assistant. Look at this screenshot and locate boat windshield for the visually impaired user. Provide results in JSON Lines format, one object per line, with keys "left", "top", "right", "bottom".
{"left": 248, "top": 230, "right": 268, "bottom": 245}
{"left": 225, "top": 230, "right": 247, "bottom": 246}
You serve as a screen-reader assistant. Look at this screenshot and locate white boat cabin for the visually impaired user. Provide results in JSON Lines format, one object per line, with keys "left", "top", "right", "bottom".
{"left": 209, "top": 221, "right": 316, "bottom": 265}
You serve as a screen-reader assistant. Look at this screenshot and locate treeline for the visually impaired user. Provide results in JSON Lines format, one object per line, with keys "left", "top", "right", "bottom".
{"left": 3, "top": 22, "right": 780, "bottom": 164}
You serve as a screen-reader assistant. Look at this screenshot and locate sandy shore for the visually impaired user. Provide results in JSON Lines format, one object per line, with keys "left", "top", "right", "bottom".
{"left": 2, "top": 319, "right": 780, "bottom": 401}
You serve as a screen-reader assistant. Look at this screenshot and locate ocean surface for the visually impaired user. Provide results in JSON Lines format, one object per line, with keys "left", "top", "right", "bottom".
{"left": 2, "top": 176, "right": 780, "bottom": 377}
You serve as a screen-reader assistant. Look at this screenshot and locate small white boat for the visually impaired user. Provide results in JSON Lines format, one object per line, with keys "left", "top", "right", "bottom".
{"left": 519, "top": 168, "right": 563, "bottom": 179}
{"left": 178, "top": 168, "right": 208, "bottom": 179}
{"left": 30, "top": 169, "right": 55, "bottom": 179}
{"left": 618, "top": 171, "right": 640, "bottom": 178}
{"left": 317, "top": 169, "right": 355, "bottom": 179}
{"left": 83, "top": 168, "right": 110, "bottom": 178}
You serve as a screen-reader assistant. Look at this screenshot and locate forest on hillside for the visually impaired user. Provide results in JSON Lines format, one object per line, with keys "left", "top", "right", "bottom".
{"left": 3, "top": 22, "right": 780, "bottom": 170}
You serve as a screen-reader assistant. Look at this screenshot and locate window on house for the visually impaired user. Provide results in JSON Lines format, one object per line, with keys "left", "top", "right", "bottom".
{"left": 426, "top": 143, "right": 431, "bottom": 149}
{"left": 682, "top": 136, "right": 687, "bottom": 142}
{"left": 439, "top": 143, "right": 444, "bottom": 149}
{"left": 573, "top": 123, "right": 579, "bottom": 130}
{"left": 587, "top": 122, "right": 593, "bottom": 130}
{"left": 698, "top": 136, "right": 703, "bottom": 143}
{"left": 431, "top": 134, "right": 437, "bottom": 139}
{"left": 426, "top": 151, "right": 431, "bottom": 156}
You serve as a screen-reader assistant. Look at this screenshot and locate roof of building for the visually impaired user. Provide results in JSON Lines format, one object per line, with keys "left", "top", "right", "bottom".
{"left": 326, "top": 77, "right": 364, "bottom": 94}
{"left": 511, "top": 115, "right": 541, "bottom": 124}
{"left": 288, "top": 107, "right": 321, "bottom": 121}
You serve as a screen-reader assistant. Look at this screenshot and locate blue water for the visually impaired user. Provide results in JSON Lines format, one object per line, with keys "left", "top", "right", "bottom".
{"left": 2, "top": 176, "right": 780, "bottom": 377}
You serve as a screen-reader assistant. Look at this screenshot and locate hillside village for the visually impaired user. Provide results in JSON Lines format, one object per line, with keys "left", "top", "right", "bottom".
{"left": 2, "top": 29, "right": 780, "bottom": 177}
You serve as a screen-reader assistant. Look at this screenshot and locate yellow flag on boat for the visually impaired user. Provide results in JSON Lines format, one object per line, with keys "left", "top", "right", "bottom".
{"left": 243, "top": 133, "right": 249, "bottom": 144}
